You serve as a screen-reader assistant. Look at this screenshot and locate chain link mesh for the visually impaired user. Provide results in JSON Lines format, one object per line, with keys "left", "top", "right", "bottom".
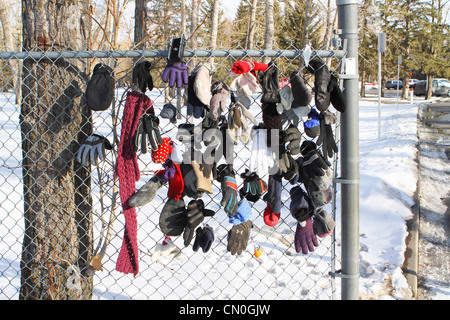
{"left": 0, "top": 44, "right": 344, "bottom": 300}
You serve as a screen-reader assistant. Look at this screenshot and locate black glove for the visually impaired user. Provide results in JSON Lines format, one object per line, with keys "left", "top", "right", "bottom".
{"left": 278, "top": 152, "right": 299, "bottom": 181}
{"left": 239, "top": 169, "right": 268, "bottom": 202}
{"left": 306, "top": 59, "right": 331, "bottom": 112}
{"left": 300, "top": 141, "right": 331, "bottom": 180}
{"left": 192, "top": 224, "right": 214, "bottom": 253}
{"left": 86, "top": 63, "right": 114, "bottom": 111}
{"left": 328, "top": 74, "right": 346, "bottom": 113}
{"left": 132, "top": 60, "right": 154, "bottom": 93}
{"left": 216, "top": 164, "right": 239, "bottom": 216}
{"left": 258, "top": 61, "right": 280, "bottom": 104}
{"left": 183, "top": 199, "right": 215, "bottom": 247}
{"left": 159, "top": 198, "right": 186, "bottom": 236}
{"left": 179, "top": 163, "right": 203, "bottom": 199}
{"left": 134, "top": 114, "right": 163, "bottom": 153}
{"left": 317, "top": 110, "right": 338, "bottom": 162}
{"left": 290, "top": 70, "right": 312, "bottom": 108}
{"left": 227, "top": 220, "right": 252, "bottom": 255}
{"left": 76, "top": 134, "right": 112, "bottom": 166}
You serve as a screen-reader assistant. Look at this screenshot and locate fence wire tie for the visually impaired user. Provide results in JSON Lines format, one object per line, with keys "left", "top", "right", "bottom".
{"left": 333, "top": 177, "right": 360, "bottom": 184}
{"left": 329, "top": 269, "right": 360, "bottom": 279}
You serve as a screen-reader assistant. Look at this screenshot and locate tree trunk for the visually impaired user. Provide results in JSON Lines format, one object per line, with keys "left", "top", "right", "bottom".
{"left": 20, "top": 0, "right": 93, "bottom": 300}
{"left": 246, "top": 0, "right": 258, "bottom": 49}
{"left": 134, "top": 0, "right": 147, "bottom": 49}
{"left": 210, "top": 0, "right": 219, "bottom": 50}
{"left": 426, "top": 74, "right": 433, "bottom": 100}
{"left": 264, "top": 0, "right": 274, "bottom": 64}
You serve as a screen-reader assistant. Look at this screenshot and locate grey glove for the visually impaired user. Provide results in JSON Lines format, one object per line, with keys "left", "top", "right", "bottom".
{"left": 134, "top": 114, "right": 163, "bottom": 153}
{"left": 76, "top": 134, "right": 112, "bottom": 166}
{"left": 128, "top": 175, "right": 165, "bottom": 207}
{"left": 313, "top": 208, "right": 335, "bottom": 237}
{"left": 227, "top": 220, "right": 252, "bottom": 255}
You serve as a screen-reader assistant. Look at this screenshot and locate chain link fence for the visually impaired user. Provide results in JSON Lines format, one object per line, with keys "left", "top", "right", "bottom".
{"left": 0, "top": 44, "right": 346, "bottom": 300}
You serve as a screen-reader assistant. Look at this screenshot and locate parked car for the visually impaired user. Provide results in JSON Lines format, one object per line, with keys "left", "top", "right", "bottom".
{"left": 414, "top": 79, "right": 450, "bottom": 97}
{"left": 385, "top": 80, "right": 403, "bottom": 89}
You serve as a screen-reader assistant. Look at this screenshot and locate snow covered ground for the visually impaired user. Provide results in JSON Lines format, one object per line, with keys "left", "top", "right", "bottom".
{"left": 0, "top": 89, "right": 447, "bottom": 300}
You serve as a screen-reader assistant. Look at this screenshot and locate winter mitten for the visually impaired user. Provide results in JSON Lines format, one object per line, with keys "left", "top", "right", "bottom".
{"left": 187, "top": 74, "right": 207, "bottom": 118}
{"left": 152, "top": 236, "right": 185, "bottom": 261}
{"left": 160, "top": 103, "right": 177, "bottom": 124}
{"left": 290, "top": 70, "right": 312, "bottom": 108}
{"left": 313, "top": 208, "right": 336, "bottom": 238}
{"left": 183, "top": 199, "right": 215, "bottom": 247}
{"left": 86, "top": 63, "right": 114, "bottom": 111}
{"left": 239, "top": 169, "right": 268, "bottom": 202}
{"left": 162, "top": 61, "right": 189, "bottom": 89}
{"left": 132, "top": 60, "right": 154, "bottom": 93}
{"left": 290, "top": 186, "right": 314, "bottom": 223}
{"left": 294, "top": 219, "right": 319, "bottom": 254}
{"left": 306, "top": 59, "right": 331, "bottom": 112}
{"left": 216, "top": 164, "right": 239, "bottom": 216}
{"left": 229, "top": 198, "right": 252, "bottom": 225}
{"left": 193, "top": 61, "right": 213, "bottom": 106}
{"left": 227, "top": 220, "right": 253, "bottom": 255}
{"left": 285, "top": 124, "right": 302, "bottom": 155}
{"left": 193, "top": 225, "right": 214, "bottom": 253}
{"left": 263, "top": 203, "right": 280, "bottom": 227}
{"left": 257, "top": 61, "right": 280, "bottom": 104}
{"left": 304, "top": 108, "right": 321, "bottom": 138}
{"left": 328, "top": 74, "right": 346, "bottom": 113}
{"left": 263, "top": 173, "right": 282, "bottom": 215}
{"left": 159, "top": 198, "right": 186, "bottom": 236}
{"left": 76, "top": 134, "right": 113, "bottom": 166}
{"left": 277, "top": 84, "right": 294, "bottom": 114}
{"left": 128, "top": 175, "right": 165, "bottom": 207}
{"left": 209, "top": 81, "right": 230, "bottom": 121}
{"left": 134, "top": 114, "right": 163, "bottom": 153}
{"left": 231, "top": 60, "right": 268, "bottom": 76}
{"left": 167, "top": 161, "right": 184, "bottom": 200}
{"left": 151, "top": 137, "right": 173, "bottom": 164}
{"left": 249, "top": 125, "right": 275, "bottom": 178}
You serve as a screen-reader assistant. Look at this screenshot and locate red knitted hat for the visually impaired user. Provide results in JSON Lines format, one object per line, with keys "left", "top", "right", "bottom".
{"left": 151, "top": 137, "right": 173, "bottom": 164}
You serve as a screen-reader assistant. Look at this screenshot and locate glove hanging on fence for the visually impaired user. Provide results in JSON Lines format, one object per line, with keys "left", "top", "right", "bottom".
{"left": 162, "top": 62, "right": 189, "bottom": 89}
{"left": 290, "top": 70, "right": 312, "bottom": 108}
{"left": 284, "top": 124, "right": 302, "bottom": 155}
{"left": 151, "top": 137, "right": 173, "bottom": 164}
{"left": 216, "top": 164, "right": 239, "bottom": 217}
{"left": 231, "top": 60, "right": 268, "bottom": 77}
{"left": 305, "top": 168, "right": 333, "bottom": 208}
{"left": 313, "top": 208, "right": 336, "bottom": 238}
{"left": 229, "top": 198, "right": 252, "bottom": 225}
{"left": 229, "top": 72, "right": 260, "bottom": 109}
{"left": 258, "top": 61, "right": 280, "bottom": 104}
{"left": 317, "top": 110, "right": 338, "bottom": 162}
{"left": 179, "top": 162, "right": 203, "bottom": 199}
{"left": 160, "top": 198, "right": 187, "bottom": 237}
{"left": 76, "top": 134, "right": 112, "bottom": 166}
{"left": 277, "top": 84, "right": 294, "bottom": 114}
{"left": 249, "top": 124, "right": 275, "bottom": 178}
{"left": 328, "top": 74, "right": 346, "bottom": 113}
{"left": 152, "top": 236, "right": 185, "bottom": 261}
{"left": 86, "top": 63, "right": 114, "bottom": 111}
{"left": 183, "top": 199, "right": 215, "bottom": 247}
{"left": 294, "top": 219, "right": 319, "bottom": 255}
{"left": 227, "top": 220, "right": 253, "bottom": 256}
{"left": 134, "top": 114, "right": 163, "bottom": 153}
{"left": 262, "top": 173, "right": 282, "bottom": 227}
{"left": 289, "top": 185, "right": 314, "bottom": 224}
{"left": 160, "top": 103, "right": 177, "bottom": 124}
{"left": 128, "top": 175, "right": 165, "bottom": 207}
{"left": 239, "top": 169, "right": 268, "bottom": 202}
{"left": 306, "top": 59, "right": 331, "bottom": 112}
{"left": 277, "top": 151, "right": 298, "bottom": 181}
{"left": 193, "top": 225, "right": 214, "bottom": 253}
{"left": 299, "top": 140, "right": 331, "bottom": 180}
{"left": 132, "top": 60, "right": 154, "bottom": 93}
{"left": 209, "top": 81, "right": 230, "bottom": 121}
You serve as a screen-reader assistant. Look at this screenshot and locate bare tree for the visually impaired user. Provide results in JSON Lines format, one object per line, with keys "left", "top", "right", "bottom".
{"left": 264, "top": 0, "right": 275, "bottom": 64}
{"left": 246, "top": 0, "right": 258, "bottom": 49}
{"left": 20, "top": 0, "right": 93, "bottom": 300}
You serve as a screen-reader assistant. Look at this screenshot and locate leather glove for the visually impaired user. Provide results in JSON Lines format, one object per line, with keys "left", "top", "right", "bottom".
{"left": 183, "top": 199, "right": 215, "bottom": 247}
{"left": 128, "top": 175, "right": 165, "bottom": 207}
{"left": 134, "top": 114, "right": 163, "bottom": 153}
{"left": 306, "top": 59, "right": 331, "bottom": 112}
{"left": 239, "top": 169, "right": 268, "bottom": 202}
{"left": 216, "top": 164, "right": 239, "bottom": 216}
{"left": 290, "top": 70, "right": 312, "bottom": 108}
{"left": 257, "top": 61, "right": 280, "bottom": 104}
{"left": 294, "top": 219, "right": 319, "bottom": 254}
{"left": 193, "top": 225, "right": 214, "bottom": 253}
{"left": 76, "top": 134, "right": 112, "bottom": 166}
{"left": 132, "top": 60, "right": 154, "bottom": 92}
{"left": 162, "top": 61, "right": 189, "bottom": 88}
{"left": 227, "top": 220, "right": 252, "bottom": 255}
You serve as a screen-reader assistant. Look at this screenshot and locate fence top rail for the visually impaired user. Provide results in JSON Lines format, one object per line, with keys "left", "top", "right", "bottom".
{"left": 0, "top": 49, "right": 346, "bottom": 60}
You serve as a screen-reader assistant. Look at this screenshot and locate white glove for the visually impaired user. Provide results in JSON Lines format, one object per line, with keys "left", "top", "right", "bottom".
{"left": 152, "top": 236, "right": 185, "bottom": 262}
{"left": 76, "top": 134, "right": 112, "bottom": 166}
{"left": 249, "top": 127, "right": 275, "bottom": 177}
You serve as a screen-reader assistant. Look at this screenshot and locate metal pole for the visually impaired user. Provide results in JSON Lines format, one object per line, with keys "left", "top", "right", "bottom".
{"left": 378, "top": 50, "right": 382, "bottom": 139}
{"left": 336, "top": 0, "right": 359, "bottom": 300}
{"left": 397, "top": 56, "right": 401, "bottom": 112}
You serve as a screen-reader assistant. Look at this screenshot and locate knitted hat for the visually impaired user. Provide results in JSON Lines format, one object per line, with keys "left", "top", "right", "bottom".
{"left": 160, "top": 103, "right": 177, "bottom": 123}
{"left": 151, "top": 137, "right": 173, "bottom": 164}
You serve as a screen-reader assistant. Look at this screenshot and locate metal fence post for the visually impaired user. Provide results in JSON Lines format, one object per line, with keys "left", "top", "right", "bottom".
{"left": 336, "top": 0, "right": 360, "bottom": 300}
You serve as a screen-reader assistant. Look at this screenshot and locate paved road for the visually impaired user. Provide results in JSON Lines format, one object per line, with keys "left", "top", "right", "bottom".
{"left": 416, "top": 100, "right": 450, "bottom": 299}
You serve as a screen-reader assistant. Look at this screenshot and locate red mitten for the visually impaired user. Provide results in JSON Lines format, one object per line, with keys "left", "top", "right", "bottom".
{"left": 151, "top": 137, "right": 173, "bottom": 164}
{"left": 263, "top": 203, "right": 280, "bottom": 227}
{"left": 167, "top": 162, "right": 184, "bottom": 200}
{"left": 232, "top": 60, "right": 269, "bottom": 75}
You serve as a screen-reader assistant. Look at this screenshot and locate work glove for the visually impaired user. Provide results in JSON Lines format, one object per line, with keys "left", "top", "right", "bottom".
{"left": 227, "top": 220, "right": 253, "bottom": 256}
{"left": 249, "top": 125, "right": 275, "bottom": 178}
{"left": 313, "top": 208, "right": 336, "bottom": 238}
{"left": 239, "top": 169, "right": 268, "bottom": 202}
{"left": 306, "top": 59, "right": 331, "bottom": 112}
{"left": 317, "top": 110, "right": 338, "bottom": 162}
{"left": 216, "top": 164, "right": 239, "bottom": 216}
{"left": 76, "top": 134, "right": 112, "bottom": 166}
{"left": 228, "top": 198, "right": 252, "bottom": 225}
{"left": 132, "top": 60, "right": 154, "bottom": 93}
{"left": 294, "top": 219, "right": 319, "bottom": 254}
{"left": 258, "top": 61, "right": 280, "bottom": 104}
{"left": 183, "top": 199, "right": 215, "bottom": 247}
{"left": 192, "top": 225, "right": 214, "bottom": 253}
{"left": 128, "top": 175, "right": 165, "bottom": 207}
{"left": 300, "top": 141, "right": 331, "bottom": 180}
{"left": 161, "top": 61, "right": 189, "bottom": 89}
{"left": 134, "top": 114, "right": 163, "bottom": 153}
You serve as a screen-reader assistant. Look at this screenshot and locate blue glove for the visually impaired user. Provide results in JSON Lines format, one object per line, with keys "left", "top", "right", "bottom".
{"left": 229, "top": 198, "right": 252, "bottom": 225}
